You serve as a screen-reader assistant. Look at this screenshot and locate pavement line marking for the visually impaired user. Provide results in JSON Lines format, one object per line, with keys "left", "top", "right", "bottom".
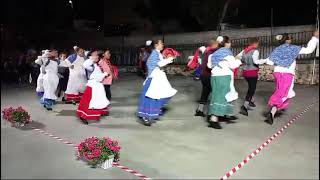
{"left": 220, "top": 100, "right": 318, "bottom": 180}
{"left": 28, "top": 127, "right": 152, "bottom": 180}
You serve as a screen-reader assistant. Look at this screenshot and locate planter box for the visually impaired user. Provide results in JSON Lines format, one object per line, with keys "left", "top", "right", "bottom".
{"left": 101, "top": 156, "right": 114, "bottom": 170}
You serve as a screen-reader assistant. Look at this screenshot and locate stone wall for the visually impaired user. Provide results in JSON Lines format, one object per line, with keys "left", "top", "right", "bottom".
{"left": 118, "top": 62, "right": 319, "bottom": 85}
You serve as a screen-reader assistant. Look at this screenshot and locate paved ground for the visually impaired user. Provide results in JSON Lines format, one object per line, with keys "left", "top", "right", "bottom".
{"left": 1, "top": 73, "right": 319, "bottom": 179}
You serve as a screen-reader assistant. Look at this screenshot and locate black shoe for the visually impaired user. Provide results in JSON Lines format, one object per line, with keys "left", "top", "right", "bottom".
{"left": 264, "top": 112, "right": 274, "bottom": 125}
{"left": 62, "top": 97, "right": 66, "bottom": 102}
{"left": 249, "top": 101, "right": 256, "bottom": 107}
{"left": 208, "top": 120, "right": 222, "bottom": 129}
{"left": 141, "top": 117, "right": 152, "bottom": 126}
{"left": 195, "top": 110, "right": 205, "bottom": 117}
{"left": 224, "top": 115, "right": 238, "bottom": 121}
{"left": 239, "top": 106, "right": 248, "bottom": 116}
{"left": 161, "top": 107, "right": 169, "bottom": 115}
{"left": 80, "top": 117, "right": 88, "bottom": 125}
{"left": 72, "top": 100, "right": 77, "bottom": 105}
{"left": 45, "top": 106, "right": 52, "bottom": 111}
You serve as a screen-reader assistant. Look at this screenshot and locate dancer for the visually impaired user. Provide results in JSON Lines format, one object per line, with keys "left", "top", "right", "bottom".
{"left": 41, "top": 50, "right": 60, "bottom": 110}
{"left": 194, "top": 39, "right": 219, "bottom": 117}
{"left": 64, "top": 46, "right": 87, "bottom": 104}
{"left": 207, "top": 36, "right": 242, "bottom": 129}
{"left": 98, "top": 50, "right": 115, "bottom": 101}
{"left": 137, "top": 40, "right": 178, "bottom": 126}
{"left": 261, "top": 31, "right": 319, "bottom": 125}
{"left": 77, "top": 50, "right": 110, "bottom": 124}
{"left": 56, "top": 51, "right": 69, "bottom": 101}
{"left": 138, "top": 40, "right": 153, "bottom": 78}
{"left": 236, "top": 37, "right": 264, "bottom": 116}
{"left": 35, "top": 50, "right": 50, "bottom": 98}
{"left": 187, "top": 46, "right": 206, "bottom": 80}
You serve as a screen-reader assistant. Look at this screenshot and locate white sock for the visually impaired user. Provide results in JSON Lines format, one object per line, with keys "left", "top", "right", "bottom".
{"left": 197, "top": 104, "right": 204, "bottom": 111}
{"left": 210, "top": 115, "right": 218, "bottom": 122}
{"left": 271, "top": 106, "right": 277, "bottom": 117}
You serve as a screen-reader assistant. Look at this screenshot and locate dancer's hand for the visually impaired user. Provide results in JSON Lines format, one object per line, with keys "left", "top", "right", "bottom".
{"left": 314, "top": 30, "right": 319, "bottom": 38}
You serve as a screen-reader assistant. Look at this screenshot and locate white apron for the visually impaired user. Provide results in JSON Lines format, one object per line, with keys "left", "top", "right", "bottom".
{"left": 87, "top": 80, "right": 110, "bottom": 109}
{"left": 42, "top": 60, "right": 59, "bottom": 100}
{"left": 36, "top": 67, "right": 44, "bottom": 92}
{"left": 145, "top": 68, "right": 177, "bottom": 99}
{"left": 225, "top": 72, "right": 238, "bottom": 102}
{"left": 83, "top": 60, "right": 110, "bottom": 109}
{"left": 65, "top": 55, "right": 87, "bottom": 95}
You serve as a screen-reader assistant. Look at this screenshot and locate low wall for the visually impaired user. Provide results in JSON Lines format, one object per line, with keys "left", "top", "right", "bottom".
{"left": 118, "top": 62, "right": 319, "bottom": 85}
{"left": 59, "top": 25, "right": 315, "bottom": 48}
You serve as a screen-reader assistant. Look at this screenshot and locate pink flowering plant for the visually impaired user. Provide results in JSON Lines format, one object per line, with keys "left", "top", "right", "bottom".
{"left": 2, "top": 106, "right": 32, "bottom": 127}
{"left": 77, "top": 136, "right": 121, "bottom": 168}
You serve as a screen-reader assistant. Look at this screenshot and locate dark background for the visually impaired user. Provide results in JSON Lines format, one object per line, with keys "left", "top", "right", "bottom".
{"left": 2, "top": 0, "right": 318, "bottom": 35}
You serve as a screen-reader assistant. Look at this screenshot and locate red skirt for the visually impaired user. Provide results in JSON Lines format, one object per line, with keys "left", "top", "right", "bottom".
{"left": 76, "top": 86, "right": 109, "bottom": 121}
{"left": 65, "top": 93, "right": 83, "bottom": 102}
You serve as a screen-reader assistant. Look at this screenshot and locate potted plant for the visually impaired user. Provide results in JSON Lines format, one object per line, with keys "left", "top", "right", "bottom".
{"left": 77, "top": 136, "right": 121, "bottom": 169}
{"left": 2, "top": 106, "right": 32, "bottom": 127}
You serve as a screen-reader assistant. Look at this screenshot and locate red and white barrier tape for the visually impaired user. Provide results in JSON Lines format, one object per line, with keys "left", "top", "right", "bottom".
{"left": 31, "top": 127, "right": 151, "bottom": 180}
{"left": 220, "top": 101, "right": 318, "bottom": 180}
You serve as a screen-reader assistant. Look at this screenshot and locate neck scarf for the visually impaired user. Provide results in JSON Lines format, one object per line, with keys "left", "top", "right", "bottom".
{"left": 211, "top": 47, "right": 233, "bottom": 67}
{"left": 244, "top": 45, "right": 256, "bottom": 54}
{"left": 269, "top": 43, "right": 301, "bottom": 67}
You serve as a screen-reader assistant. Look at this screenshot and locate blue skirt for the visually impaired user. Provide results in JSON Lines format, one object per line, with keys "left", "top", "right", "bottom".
{"left": 137, "top": 78, "right": 172, "bottom": 120}
{"left": 195, "top": 66, "right": 201, "bottom": 78}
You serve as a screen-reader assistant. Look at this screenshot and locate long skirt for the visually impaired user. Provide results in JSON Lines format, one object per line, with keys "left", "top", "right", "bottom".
{"left": 137, "top": 78, "right": 172, "bottom": 120}
{"left": 208, "top": 75, "right": 233, "bottom": 116}
{"left": 268, "top": 72, "right": 294, "bottom": 110}
{"left": 77, "top": 86, "right": 108, "bottom": 121}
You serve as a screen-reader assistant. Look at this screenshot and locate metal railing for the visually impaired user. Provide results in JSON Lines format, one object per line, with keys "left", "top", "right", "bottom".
{"left": 109, "top": 31, "right": 317, "bottom": 66}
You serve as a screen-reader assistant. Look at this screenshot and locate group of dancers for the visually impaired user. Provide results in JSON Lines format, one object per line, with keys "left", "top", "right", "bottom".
{"left": 191, "top": 30, "right": 319, "bottom": 129}
{"left": 34, "top": 30, "right": 318, "bottom": 128}
{"left": 34, "top": 47, "right": 117, "bottom": 124}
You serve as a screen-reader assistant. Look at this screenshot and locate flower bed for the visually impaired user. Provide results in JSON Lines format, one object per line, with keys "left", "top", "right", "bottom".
{"left": 2, "top": 106, "right": 32, "bottom": 127}
{"left": 77, "top": 136, "right": 121, "bottom": 169}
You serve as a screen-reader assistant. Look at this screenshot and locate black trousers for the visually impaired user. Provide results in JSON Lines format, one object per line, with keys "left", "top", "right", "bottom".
{"left": 199, "top": 75, "right": 211, "bottom": 104}
{"left": 104, "top": 85, "right": 112, "bottom": 101}
{"left": 245, "top": 76, "right": 258, "bottom": 102}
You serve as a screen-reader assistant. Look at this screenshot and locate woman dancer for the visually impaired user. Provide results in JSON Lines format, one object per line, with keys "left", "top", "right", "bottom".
{"left": 261, "top": 31, "right": 319, "bottom": 124}
{"left": 207, "top": 36, "right": 242, "bottom": 129}
{"left": 64, "top": 46, "right": 87, "bottom": 104}
{"left": 77, "top": 50, "right": 110, "bottom": 124}
{"left": 137, "top": 40, "right": 177, "bottom": 126}
{"left": 236, "top": 37, "right": 264, "bottom": 116}
{"left": 98, "top": 50, "right": 115, "bottom": 101}
{"left": 41, "top": 50, "right": 60, "bottom": 110}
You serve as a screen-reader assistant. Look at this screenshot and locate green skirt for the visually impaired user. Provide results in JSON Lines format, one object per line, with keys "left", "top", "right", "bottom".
{"left": 208, "top": 75, "right": 233, "bottom": 116}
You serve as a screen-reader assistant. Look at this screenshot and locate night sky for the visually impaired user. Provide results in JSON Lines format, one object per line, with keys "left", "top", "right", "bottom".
{"left": 2, "top": 0, "right": 318, "bottom": 35}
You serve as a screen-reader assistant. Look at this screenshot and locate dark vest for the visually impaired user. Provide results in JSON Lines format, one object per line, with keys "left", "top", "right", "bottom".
{"left": 242, "top": 50, "right": 259, "bottom": 71}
